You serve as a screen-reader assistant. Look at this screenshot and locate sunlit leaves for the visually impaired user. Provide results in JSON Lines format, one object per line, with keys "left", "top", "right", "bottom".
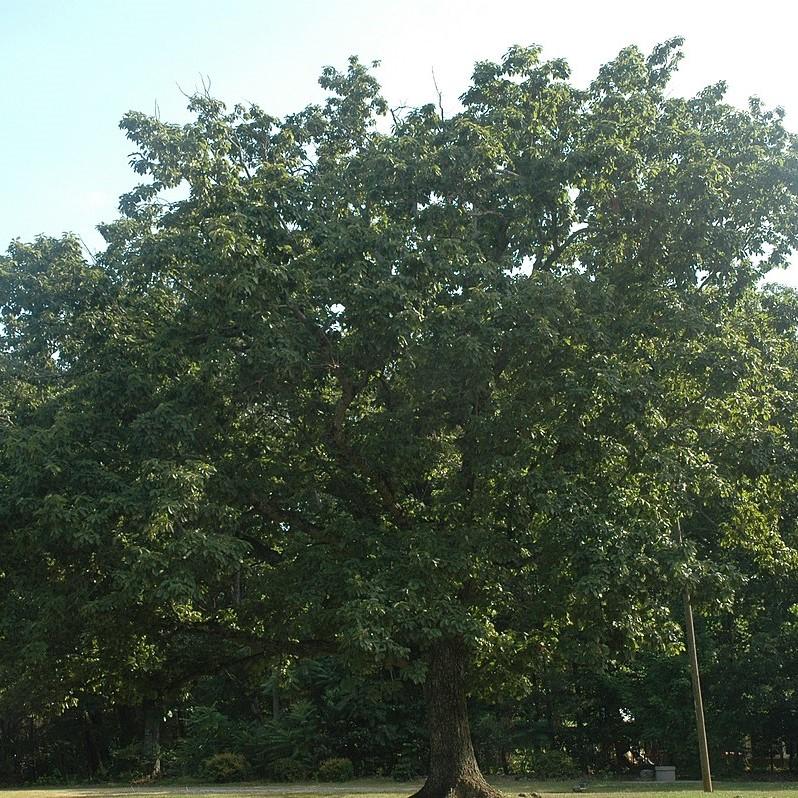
{"left": 1, "top": 40, "right": 798, "bottom": 721}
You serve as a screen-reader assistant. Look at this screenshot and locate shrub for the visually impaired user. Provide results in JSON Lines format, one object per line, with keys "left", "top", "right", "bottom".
{"left": 391, "top": 758, "right": 421, "bottom": 781}
{"left": 508, "top": 749, "right": 578, "bottom": 778}
{"left": 317, "top": 756, "right": 354, "bottom": 781}
{"left": 270, "top": 756, "right": 308, "bottom": 781}
{"left": 200, "top": 752, "right": 250, "bottom": 782}
{"left": 171, "top": 706, "right": 246, "bottom": 774}
{"left": 32, "top": 771, "right": 66, "bottom": 786}
{"left": 109, "top": 741, "right": 151, "bottom": 780}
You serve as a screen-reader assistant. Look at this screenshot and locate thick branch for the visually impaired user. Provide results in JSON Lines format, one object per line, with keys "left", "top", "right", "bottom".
{"left": 235, "top": 531, "right": 283, "bottom": 565}
{"left": 249, "top": 496, "right": 331, "bottom": 542}
{"left": 291, "top": 302, "right": 408, "bottom": 526}
{"left": 539, "top": 225, "right": 589, "bottom": 271}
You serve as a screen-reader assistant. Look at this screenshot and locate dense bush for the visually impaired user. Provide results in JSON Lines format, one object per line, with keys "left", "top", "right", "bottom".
{"left": 270, "top": 757, "right": 309, "bottom": 781}
{"left": 508, "top": 749, "right": 578, "bottom": 778}
{"left": 170, "top": 706, "right": 245, "bottom": 774}
{"left": 391, "top": 758, "right": 421, "bottom": 781}
{"left": 200, "top": 752, "right": 250, "bottom": 782}
{"left": 316, "top": 757, "right": 354, "bottom": 781}
{"left": 108, "top": 742, "right": 151, "bottom": 780}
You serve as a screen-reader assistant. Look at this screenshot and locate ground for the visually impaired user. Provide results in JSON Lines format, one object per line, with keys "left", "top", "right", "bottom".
{"left": 1, "top": 780, "right": 797, "bottom": 798}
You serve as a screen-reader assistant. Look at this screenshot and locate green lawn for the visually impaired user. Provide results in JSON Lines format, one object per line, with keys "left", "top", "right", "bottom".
{"left": 2, "top": 779, "right": 798, "bottom": 798}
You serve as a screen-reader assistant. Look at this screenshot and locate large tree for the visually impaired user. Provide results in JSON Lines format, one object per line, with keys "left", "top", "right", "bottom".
{"left": 2, "top": 39, "right": 798, "bottom": 796}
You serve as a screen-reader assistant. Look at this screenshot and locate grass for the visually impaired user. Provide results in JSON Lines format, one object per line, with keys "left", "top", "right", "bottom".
{"left": 2, "top": 779, "right": 798, "bottom": 798}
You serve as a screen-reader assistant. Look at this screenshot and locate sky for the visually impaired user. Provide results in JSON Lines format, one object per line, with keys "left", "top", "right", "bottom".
{"left": 2, "top": 0, "right": 797, "bottom": 285}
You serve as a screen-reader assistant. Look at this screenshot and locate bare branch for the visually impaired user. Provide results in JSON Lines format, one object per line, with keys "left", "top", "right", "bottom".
{"left": 431, "top": 68, "right": 445, "bottom": 123}
{"left": 78, "top": 236, "right": 98, "bottom": 266}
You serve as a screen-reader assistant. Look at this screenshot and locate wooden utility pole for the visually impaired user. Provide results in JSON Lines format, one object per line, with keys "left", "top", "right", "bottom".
{"left": 677, "top": 518, "right": 713, "bottom": 793}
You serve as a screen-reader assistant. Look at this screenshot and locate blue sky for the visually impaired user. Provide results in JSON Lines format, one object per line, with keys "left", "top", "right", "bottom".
{"left": 2, "top": 0, "right": 797, "bottom": 284}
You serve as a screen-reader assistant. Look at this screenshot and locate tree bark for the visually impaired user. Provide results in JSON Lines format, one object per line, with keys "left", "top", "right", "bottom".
{"left": 411, "top": 639, "right": 502, "bottom": 798}
{"left": 143, "top": 699, "right": 162, "bottom": 778}
{"left": 82, "top": 710, "right": 104, "bottom": 775}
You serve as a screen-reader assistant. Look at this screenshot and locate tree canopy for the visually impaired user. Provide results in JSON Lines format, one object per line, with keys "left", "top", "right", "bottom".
{"left": 1, "top": 39, "right": 798, "bottom": 794}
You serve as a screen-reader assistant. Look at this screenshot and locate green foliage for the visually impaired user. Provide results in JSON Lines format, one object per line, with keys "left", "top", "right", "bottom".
{"left": 316, "top": 756, "right": 355, "bottom": 781}
{"left": 200, "top": 752, "right": 250, "bottom": 782}
{"left": 1, "top": 38, "right": 798, "bottom": 786}
{"left": 508, "top": 749, "right": 579, "bottom": 778}
{"left": 391, "top": 757, "right": 422, "bottom": 781}
{"left": 269, "top": 756, "right": 309, "bottom": 782}
{"left": 109, "top": 742, "right": 153, "bottom": 780}
{"left": 170, "top": 706, "right": 246, "bottom": 774}
{"left": 244, "top": 700, "right": 318, "bottom": 774}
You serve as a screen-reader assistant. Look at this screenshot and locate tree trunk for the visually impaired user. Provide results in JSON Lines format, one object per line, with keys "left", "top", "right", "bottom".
{"left": 82, "top": 710, "right": 104, "bottom": 775}
{"left": 411, "top": 639, "right": 502, "bottom": 798}
{"left": 143, "top": 699, "right": 161, "bottom": 778}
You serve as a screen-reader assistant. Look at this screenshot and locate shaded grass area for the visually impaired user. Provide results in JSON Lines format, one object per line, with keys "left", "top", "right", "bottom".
{"left": 3, "top": 780, "right": 798, "bottom": 798}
